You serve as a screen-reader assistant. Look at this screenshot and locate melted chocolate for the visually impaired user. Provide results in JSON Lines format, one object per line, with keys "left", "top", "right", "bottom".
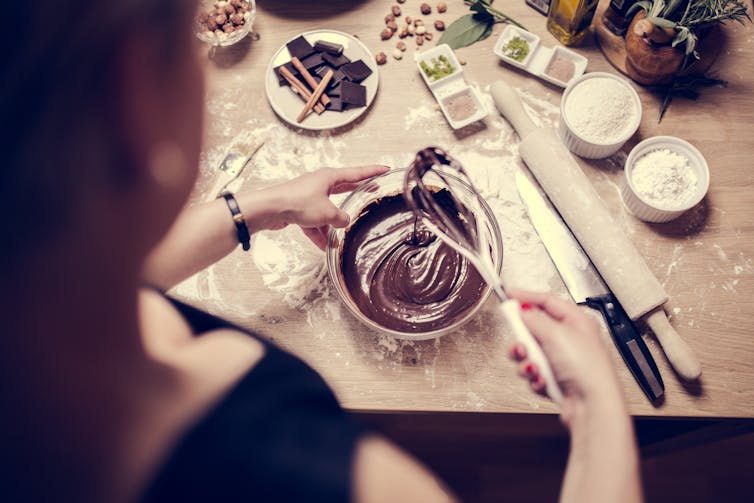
{"left": 341, "top": 190, "right": 487, "bottom": 333}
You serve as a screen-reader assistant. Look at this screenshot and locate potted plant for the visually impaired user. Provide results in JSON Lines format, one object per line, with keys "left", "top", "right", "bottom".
{"left": 624, "top": 0, "right": 750, "bottom": 85}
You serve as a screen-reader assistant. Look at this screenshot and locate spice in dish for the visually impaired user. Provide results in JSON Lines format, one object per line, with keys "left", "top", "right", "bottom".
{"left": 501, "top": 36, "right": 530, "bottom": 62}
{"left": 545, "top": 54, "right": 575, "bottom": 83}
{"left": 631, "top": 149, "right": 699, "bottom": 208}
{"left": 443, "top": 90, "right": 478, "bottom": 123}
{"left": 419, "top": 55, "right": 455, "bottom": 82}
{"left": 563, "top": 77, "right": 637, "bottom": 144}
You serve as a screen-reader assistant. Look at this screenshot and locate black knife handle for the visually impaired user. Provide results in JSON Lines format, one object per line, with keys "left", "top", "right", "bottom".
{"left": 585, "top": 293, "right": 665, "bottom": 402}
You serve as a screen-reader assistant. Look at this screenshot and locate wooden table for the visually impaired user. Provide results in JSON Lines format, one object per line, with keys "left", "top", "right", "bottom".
{"left": 180, "top": 0, "right": 754, "bottom": 421}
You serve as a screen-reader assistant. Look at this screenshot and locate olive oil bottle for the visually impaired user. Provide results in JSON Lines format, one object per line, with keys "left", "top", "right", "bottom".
{"left": 546, "top": 0, "right": 600, "bottom": 45}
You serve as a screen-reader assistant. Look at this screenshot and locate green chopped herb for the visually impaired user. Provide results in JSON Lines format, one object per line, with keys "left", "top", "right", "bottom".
{"left": 420, "top": 56, "right": 456, "bottom": 82}
{"left": 502, "top": 36, "right": 530, "bottom": 62}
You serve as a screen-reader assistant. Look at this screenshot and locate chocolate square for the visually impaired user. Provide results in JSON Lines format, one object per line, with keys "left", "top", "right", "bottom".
{"left": 300, "top": 53, "right": 325, "bottom": 71}
{"left": 340, "top": 60, "right": 372, "bottom": 83}
{"left": 273, "top": 62, "right": 300, "bottom": 86}
{"left": 339, "top": 81, "right": 366, "bottom": 107}
{"left": 328, "top": 97, "right": 346, "bottom": 112}
{"left": 322, "top": 52, "right": 351, "bottom": 68}
{"left": 314, "top": 40, "right": 344, "bottom": 55}
{"left": 286, "top": 35, "right": 315, "bottom": 60}
{"left": 328, "top": 82, "right": 342, "bottom": 96}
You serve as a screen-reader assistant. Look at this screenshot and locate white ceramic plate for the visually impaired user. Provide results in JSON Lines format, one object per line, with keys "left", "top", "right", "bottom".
{"left": 265, "top": 30, "right": 379, "bottom": 131}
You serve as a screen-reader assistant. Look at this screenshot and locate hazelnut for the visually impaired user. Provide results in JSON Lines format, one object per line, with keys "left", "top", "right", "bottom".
{"left": 407, "top": 24, "right": 416, "bottom": 35}
{"left": 416, "top": 25, "right": 427, "bottom": 35}
{"left": 405, "top": 16, "right": 413, "bottom": 24}
{"left": 398, "top": 27, "right": 409, "bottom": 38}
{"left": 424, "top": 32, "right": 433, "bottom": 41}
{"left": 397, "top": 0, "right": 406, "bottom": 3}
{"left": 387, "top": 20, "right": 398, "bottom": 32}
{"left": 416, "top": 35, "right": 424, "bottom": 46}
{"left": 385, "top": 13, "right": 395, "bottom": 23}
{"left": 224, "top": 4, "right": 236, "bottom": 16}
{"left": 375, "top": 52, "right": 388, "bottom": 65}
{"left": 231, "top": 13, "right": 245, "bottom": 25}
{"left": 421, "top": 3, "right": 432, "bottom": 15}
{"left": 438, "top": 2, "right": 447, "bottom": 13}
{"left": 392, "top": 5, "right": 402, "bottom": 16}
{"left": 216, "top": 1, "right": 229, "bottom": 7}
{"left": 434, "top": 20, "right": 445, "bottom": 31}
{"left": 207, "top": 18, "right": 219, "bottom": 31}
{"left": 396, "top": 41, "right": 407, "bottom": 51}
{"left": 415, "top": 19, "right": 424, "bottom": 26}
{"left": 215, "top": 13, "right": 228, "bottom": 25}
{"left": 222, "top": 22, "right": 235, "bottom": 33}
{"left": 380, "top": 28, "right": 394, "bottom": 40}
{"left": 392, "top": 49, "right": 403, "bottom": 60}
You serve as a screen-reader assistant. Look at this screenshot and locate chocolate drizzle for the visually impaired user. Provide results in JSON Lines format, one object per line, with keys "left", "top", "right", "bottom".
{"left": 341, "top": 191, "right": 486, "bottom": 333}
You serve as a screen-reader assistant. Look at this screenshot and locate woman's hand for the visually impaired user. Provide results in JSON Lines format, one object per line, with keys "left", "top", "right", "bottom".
{"left": 507, "top": 290, "right": 625, "bottom": 426}
{"left": 252, "top": 165, "right": 390, "bottom": 250}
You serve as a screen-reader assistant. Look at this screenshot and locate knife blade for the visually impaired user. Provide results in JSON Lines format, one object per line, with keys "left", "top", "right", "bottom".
{"left": 515, "top": 170, "right": 664, "bottom": 402}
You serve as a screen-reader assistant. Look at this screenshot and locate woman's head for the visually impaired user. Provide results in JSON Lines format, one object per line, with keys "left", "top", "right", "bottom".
{"left": 0, "top": 0, "right": 204, "bottom": 272}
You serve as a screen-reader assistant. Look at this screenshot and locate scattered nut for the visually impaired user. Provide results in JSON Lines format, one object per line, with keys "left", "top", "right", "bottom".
{"left": 396, "top": 41, "right": 407, "bottom": 51}
{"left": 434, "top": 20, "right": 445, "bottom": 31}
{"left": 392, "top": 5, "right": 402, "bottom": 16}
{"left": 424, "top": 32, "right": 433, "bottom": 41}
{"left": 398, "top": 27, "right": 409, "bottom": 38}
{"left": 397, "top": 0, "right": 406, "bottom": 3}
{"left": 459, "top": 58, "right": 467, "bottom": 65}
{"left": 416, "top": 34, "right": 425, "bottom": 45}
{"left": 407, "top": 24, "right": 416, "bottom": 35}
{"left": 380, "top": 28, "right": 394, "bottom": 40}
{"left": 385, "top": 13, "right": 395, "bottom": 23}
{"left": 392, "top": 48, "right": 404, "bottom": 60}
{"left": 387, "top": 20, "right": 398, "bottom": 32}
{"left": 405, "top": 16, "right": 413, "bottom": 24}
{"left": 438, "top": 2, "right": 447, "bottom": 13}
{"left": 415, "top": 19, "right": 424, "bottom": 26}
{"left": 375, "top": 51, "right": 388, "bottom": 65}
{"left": 416, "top": 25, "right": 427, "bottom": 35}
{"left": 421, "top": 3, "right": 432, "bottom": 15}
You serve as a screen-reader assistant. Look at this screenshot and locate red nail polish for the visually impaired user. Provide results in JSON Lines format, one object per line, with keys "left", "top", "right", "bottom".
{"left": 521, "top": 302, "right": 532, "bottom": 311}
{"left": 525, "top": 363, "right": 536, "bottom": 375}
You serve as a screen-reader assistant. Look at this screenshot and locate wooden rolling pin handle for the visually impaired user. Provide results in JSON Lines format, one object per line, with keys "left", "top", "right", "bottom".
{"left": 490, "top": 80, "right": 538, "bottom": 140}
{"left": 644, "top": 308, "right": 702, "bottom": 381}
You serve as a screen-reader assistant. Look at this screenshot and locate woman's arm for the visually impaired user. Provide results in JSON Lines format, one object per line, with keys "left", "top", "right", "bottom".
{"left": 142, "top": 165, "right": 389, "bottom": 290}
{"left": 509, "top": 290, "right": 643, "bottom": 503}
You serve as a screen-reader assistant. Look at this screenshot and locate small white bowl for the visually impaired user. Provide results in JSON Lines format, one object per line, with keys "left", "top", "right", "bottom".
{"left": 559, "top": 72, "right": 642, "bottom": 159}
{"left": 621, "top": 136, "right": 710, "bottom": 223}
{"left": 493, "top": 24, "right": 540, "bottom": 70}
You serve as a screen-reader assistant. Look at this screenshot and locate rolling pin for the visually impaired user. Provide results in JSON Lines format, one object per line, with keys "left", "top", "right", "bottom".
{"left": 490, "top": 80, "right": 701, "bottom": 381}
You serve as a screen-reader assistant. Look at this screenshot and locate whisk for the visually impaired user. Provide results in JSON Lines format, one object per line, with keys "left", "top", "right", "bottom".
{"left": 403, "top": 147, "right": 563, "bottom": 404}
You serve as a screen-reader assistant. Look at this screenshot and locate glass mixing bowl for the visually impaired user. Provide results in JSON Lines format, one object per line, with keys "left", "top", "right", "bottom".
{"left": 326, "top": 168, "right": 503, "bottom": 340}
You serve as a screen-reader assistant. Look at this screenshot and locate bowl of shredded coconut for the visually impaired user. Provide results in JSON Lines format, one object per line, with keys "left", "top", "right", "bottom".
{"left": 559, "top": 72, "right": 642, "bottom": 159}
{"left": 622, "top": 136, "right": 710, "bottom": 223}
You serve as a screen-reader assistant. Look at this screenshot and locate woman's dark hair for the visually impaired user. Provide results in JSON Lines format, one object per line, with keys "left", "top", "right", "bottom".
{"left": 0, "top": 0, "right": 189, "bottom": 270}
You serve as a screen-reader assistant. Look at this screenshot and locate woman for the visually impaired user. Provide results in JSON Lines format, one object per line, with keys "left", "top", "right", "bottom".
{"left": 0, "top": 1, "right": 642, "bottom": 502}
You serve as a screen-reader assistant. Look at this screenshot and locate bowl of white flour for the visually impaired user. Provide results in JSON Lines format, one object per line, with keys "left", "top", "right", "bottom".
{"left": 559, "top": 72, "right": 642, "bottom": 159}
{"left": 622, "top": 136, "right": 710, "bottom": 223}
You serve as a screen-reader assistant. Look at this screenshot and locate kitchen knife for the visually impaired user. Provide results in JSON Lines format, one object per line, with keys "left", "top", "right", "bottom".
{"left": 516, "top": 170, "right": 664, "bottom": 402}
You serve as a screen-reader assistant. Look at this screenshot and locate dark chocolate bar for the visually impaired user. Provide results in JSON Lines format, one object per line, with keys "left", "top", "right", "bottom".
{"left": 327, "top": 97, "right": 346, "bottom": 112}
{"left": 314, "top": 40, "right": 344, "bottom": 55}
{"left": 286, "top": 35, "right": 315, "bottom": 60}
{"left": 273, "top": 62, "right": 300, "bottom": 86}
{"left": 322, "top": 52, "right": 351, "bottom": 68}
{"left": 300, "top": 53, "right": 325, "bottom": 71}
{"left": 340, "top": 60, "right": 372, "bottom": 83}
{"left": 338, "top": 81, "right": 366, "bottom": 107}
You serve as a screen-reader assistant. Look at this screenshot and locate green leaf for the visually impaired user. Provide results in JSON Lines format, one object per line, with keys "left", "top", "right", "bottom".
{"left": 650, "top": 16, "right": 677, "bottom": 28}
{"left": 438, "top": 14, "right": 493, "bottom": 50}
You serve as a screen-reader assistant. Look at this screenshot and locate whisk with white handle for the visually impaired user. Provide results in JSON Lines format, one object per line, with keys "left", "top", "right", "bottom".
{"left": 403, "top": 147, "right": 563, "bottom": 404}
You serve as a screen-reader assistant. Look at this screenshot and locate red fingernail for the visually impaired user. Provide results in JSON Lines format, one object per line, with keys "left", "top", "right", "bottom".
{"left": 525, "top": 363, "right": 536, "bottom": 375}
{"left": 521, "top": 303, "right": 532, "bottom": 311}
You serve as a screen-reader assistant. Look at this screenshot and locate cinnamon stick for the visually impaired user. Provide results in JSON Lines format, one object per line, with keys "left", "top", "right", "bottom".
{"left": 279, "top": 66, "right": 325, "bottom": 114}
{"left": 291, "top": 56, "right": 331, "bottom": 107}
{"left": 297, "top": 69, "right": 333, "bottom": 123}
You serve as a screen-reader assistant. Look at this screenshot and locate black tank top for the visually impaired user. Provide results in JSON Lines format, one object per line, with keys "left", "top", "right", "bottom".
{"left": 141, "top": 297, "right": 366, "bottom": 502}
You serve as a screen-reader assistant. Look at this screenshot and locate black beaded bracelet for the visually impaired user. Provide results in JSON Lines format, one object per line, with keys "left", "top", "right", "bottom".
{"left": 219, "top": 191, "right": 251, "bottom": 251}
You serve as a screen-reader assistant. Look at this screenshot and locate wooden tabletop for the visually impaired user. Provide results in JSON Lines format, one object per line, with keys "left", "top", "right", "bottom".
{"left": 177, "top": 0, "right": 754, "bottom": 418}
